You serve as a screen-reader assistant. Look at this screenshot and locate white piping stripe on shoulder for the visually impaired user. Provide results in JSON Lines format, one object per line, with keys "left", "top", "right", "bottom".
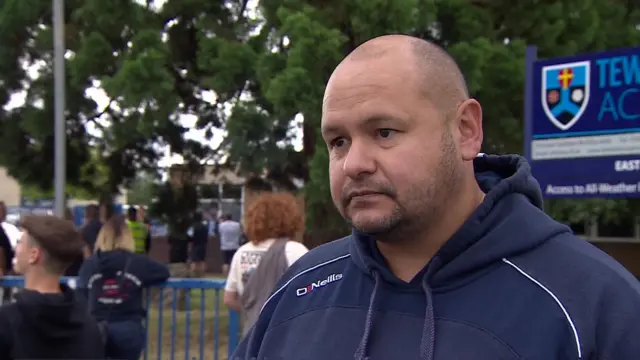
{"left": 502, "top": 258, "right": 582, "bottom": 359}
{"left": 259, "top": 253, "right": 352, "bottom": 313}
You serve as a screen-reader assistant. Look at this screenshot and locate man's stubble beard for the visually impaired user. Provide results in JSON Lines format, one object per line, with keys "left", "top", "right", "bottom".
{"left": 352, "top": 130, "right": 461, "bottom": 243}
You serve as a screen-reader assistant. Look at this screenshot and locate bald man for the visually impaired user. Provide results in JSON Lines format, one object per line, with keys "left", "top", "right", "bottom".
{"left": 231, "top": 35, "right": 640, "bottom": 360}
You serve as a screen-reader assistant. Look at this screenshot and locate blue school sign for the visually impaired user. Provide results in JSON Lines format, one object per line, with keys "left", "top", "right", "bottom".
{"left": 524, "top": 46, "right": 640, "bottom": 198}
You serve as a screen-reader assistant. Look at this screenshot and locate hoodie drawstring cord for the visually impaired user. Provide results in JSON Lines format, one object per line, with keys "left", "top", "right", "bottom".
{"left": 420, "top": 255, "right": 442, "bottom": 360}
{"left": 355, "top": 254, "right": 442, "bottom": 360}
{"left": 353, "top": 271, "right": 380, "bottom": 360}
{"left": 420, "top": 280, "right": 436, "bottom": 360}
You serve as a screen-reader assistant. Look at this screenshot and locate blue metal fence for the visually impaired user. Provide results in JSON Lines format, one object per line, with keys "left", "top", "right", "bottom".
{"left": 0, "top": 276, "right": 240, "bottom": 360}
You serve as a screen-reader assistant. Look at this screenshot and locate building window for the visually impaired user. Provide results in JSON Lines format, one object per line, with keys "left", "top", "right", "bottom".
{"left": 199, "top": 184, "right": 219, "bottom": 200}
{"left": 222, "top": 184, "right": 242, "bottom": 199}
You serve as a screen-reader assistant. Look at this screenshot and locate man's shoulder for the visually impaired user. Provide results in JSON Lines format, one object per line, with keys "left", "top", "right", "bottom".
{"left": 558, "top": 233, "right": 636, "bottom": 278}
{"left": 518, "top": 232, "right": 640, "bottom": 295}
{"left": 273, "top": 235, "right": 352, "bottom": 289}
{"left": 259, "top": 236, "right": 353, "bottom": 311}
{"left": 287, "top": 235, "right": 352, "bottom": 274}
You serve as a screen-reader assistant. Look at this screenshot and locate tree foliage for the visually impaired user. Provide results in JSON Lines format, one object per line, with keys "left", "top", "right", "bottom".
{"left": 1, "top": 0, "right": 639, "bottom": 238}
{"left": 148, "top": 180, "right": 197, "bottom": 237}
{"left": 148, "top": 165, "right": 200, "bottom": 237}
{"left": 126, "top": 171, "right": 158, "bottom": 206}
{"left": 0, "top": 0, "right": 227, "bottom": 197}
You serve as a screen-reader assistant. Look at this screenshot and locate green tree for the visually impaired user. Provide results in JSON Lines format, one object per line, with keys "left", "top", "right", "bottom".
{"left": 148, "top": 181, "right": 197, "bottom": 238}
{"left": 19, "top": 143, "right": 109, "bottom": 200}
{"left": 0, "top": 0, "right": 243, "bottom": 198}
{"left": 148, "top": 162, "right": 201, "bottom": 238}
{"left": 126, "top": 172, "right": 158, "bottom": 206}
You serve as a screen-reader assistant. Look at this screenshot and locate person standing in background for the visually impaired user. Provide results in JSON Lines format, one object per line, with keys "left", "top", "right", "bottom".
{"left": 0, "top": 201, "right": 15, "bottom": 303}
{"left": 80, "top": 204, "right": 103, "bottom": 255}
{"left": 205, "top": 210, "right": 217, "bottom": 237}
{"left": 223, "top": 192, "right": 308, "bottom": 335}
{"left": 64, "top": 207, "right": 85, "bottom": 277}
{"left": 1, "top": 212, "right": 21, "bottom": 249}
{"left": 165, "top": 216, "right": 191, "bottom": 310}
{"left": 137, "top": 206, "right": 152, "bottom": 254}
{"left": 126, "top": 207, "right": 148, "bottom": 255}
{"left": 65, "top": 204, "right": 104, "bottom": 277}
{"left": 217, "top": 213, "right": 241, "bottom": 276}
{"left": 187, "top": 212, "right": 209, "bottom": 277}
{"left": 77, "top": 215, "right": 170, "bottom": 360}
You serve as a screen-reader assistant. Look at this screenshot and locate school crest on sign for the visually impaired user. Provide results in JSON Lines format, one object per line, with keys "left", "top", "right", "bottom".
{"left": 541, "top": 61, "right": 591, "bottom": 131}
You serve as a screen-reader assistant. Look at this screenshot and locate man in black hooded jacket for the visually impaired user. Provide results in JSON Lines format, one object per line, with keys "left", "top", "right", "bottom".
{"left": 0, "top": 215, "right": 104, "bottom": 359}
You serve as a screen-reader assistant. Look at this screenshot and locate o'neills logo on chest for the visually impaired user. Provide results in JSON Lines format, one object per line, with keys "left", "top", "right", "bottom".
{"left": 295, "top": 273, "right": 343, "bottom": 297}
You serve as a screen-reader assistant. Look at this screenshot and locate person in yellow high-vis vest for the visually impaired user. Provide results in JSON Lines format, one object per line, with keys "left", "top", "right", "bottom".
{"left": 126, "top": 207, "right": 148, "bottom": 254}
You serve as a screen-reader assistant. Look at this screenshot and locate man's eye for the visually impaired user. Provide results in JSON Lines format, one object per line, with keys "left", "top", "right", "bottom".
{"left": 377, "top": 129, "right": 395, "bottom": 139}
{"left": 330, "top": 137, "right": 347, "bottom": 148}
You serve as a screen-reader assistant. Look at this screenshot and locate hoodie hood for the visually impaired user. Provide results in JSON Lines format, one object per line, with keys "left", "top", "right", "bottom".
{"left": 349, "top": 154, "right": 571, "bottom": 360}
{"left": 350, "top": 154, "right": 566, "bottom": 286}
{"left": 15, "top": 285, "right": 88, "bottom": 340}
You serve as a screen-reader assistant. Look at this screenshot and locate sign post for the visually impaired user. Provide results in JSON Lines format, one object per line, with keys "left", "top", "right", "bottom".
{"left": 53, "top": 0, "right": 66, "bottom": 216}
{"left": 524, "top": 46, "right": 640, "bottom": 198}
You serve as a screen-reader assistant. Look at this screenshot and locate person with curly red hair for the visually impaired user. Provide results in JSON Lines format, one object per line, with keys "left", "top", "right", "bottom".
{"left": 223, "top": 192, "right": 308, "bottom": 335}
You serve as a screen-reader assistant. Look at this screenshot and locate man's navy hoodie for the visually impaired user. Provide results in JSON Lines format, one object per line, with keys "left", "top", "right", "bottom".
{"left": 232, "top": 154, "right": 640, "bottom": 360}
{"left": 77, "top": 249, "right": 170, "bottom": 322}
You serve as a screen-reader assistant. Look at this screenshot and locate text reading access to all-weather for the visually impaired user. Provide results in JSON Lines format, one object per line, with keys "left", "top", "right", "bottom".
{"left": 524, "top": 46, "right": 640, "bottom": 198}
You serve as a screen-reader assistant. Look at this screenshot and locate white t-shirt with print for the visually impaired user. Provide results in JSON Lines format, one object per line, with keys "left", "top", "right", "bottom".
{"left": 224, "top": 239, "right": 308, "bottom": 296}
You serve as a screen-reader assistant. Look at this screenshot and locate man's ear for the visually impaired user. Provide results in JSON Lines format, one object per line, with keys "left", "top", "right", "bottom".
{"left": 28, "top": 245, "right": 41, "bottom": 265}
{"left": 455, "top": 98, "right": 483, "bottom": 161}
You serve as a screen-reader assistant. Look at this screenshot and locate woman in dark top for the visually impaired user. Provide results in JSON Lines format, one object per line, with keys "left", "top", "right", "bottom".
{"left": 63, "top": 208, "right": 84, "bottom": 277}
{"left": 77, "top": 216, "right": 169, "bottom": 360}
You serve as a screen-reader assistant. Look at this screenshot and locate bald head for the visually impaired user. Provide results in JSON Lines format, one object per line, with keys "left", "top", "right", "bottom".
{"left": 322, "top": 35, "right": 484, "bottom": 243}
{"left": 334, "top": 35, "right": 469, "bottom": 117}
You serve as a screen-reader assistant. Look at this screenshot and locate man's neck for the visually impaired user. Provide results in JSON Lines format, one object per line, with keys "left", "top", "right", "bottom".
{"left": 378, "top": 178, "right": 485, "bottom": 282}
{"left": 24, "top": 272, "right": 62, "bottom": 294}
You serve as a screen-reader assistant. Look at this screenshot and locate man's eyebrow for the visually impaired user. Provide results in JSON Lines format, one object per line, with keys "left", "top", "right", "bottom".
{"left": 321, "top": 114, "right": 408, "bottom": 137}
{"left": 320, "top": 113, "right": 407, "bottom": 137}
{"left": 320, "top": 123, "right": 341, "bottom": 137}
{"left": 361, "top": 114, "right": 407, "bottom": 127}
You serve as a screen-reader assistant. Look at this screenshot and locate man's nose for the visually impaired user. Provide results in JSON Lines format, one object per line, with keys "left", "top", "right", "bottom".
{"left": 342, "top": 141, "right": 376, "bottom": 178}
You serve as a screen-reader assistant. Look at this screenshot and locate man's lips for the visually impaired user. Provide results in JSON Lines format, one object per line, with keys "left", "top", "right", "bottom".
{"left": 346, "top": 191, "right": 386, "bottom": 203}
